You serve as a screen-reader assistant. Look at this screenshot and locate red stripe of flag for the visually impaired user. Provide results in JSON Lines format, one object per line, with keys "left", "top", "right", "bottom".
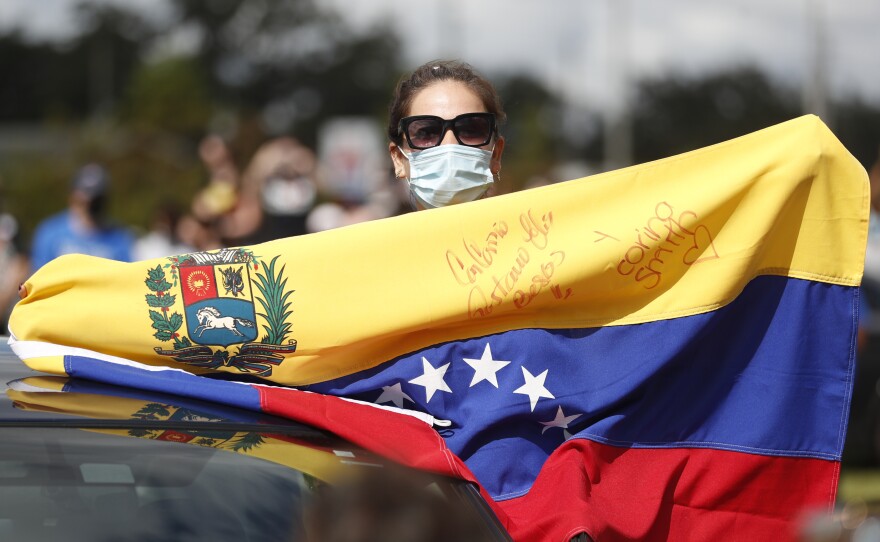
{"left": 497, "top": 439, "right": 838, "bottom": 541}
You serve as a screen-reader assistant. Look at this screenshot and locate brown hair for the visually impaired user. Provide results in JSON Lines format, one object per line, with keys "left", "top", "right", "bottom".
{"left": 387, "top": 59, "right": 506, "bottom": 144}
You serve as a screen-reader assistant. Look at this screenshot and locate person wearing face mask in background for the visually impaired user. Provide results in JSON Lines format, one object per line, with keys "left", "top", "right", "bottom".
{"left": 388, "top": 60, "right": 505, "bottom": 210}
{"left": 29, "top": 163, "right": 134, "bottom": 273}
{"left": 215, "top": 137, "right": 320, "bottom": 245}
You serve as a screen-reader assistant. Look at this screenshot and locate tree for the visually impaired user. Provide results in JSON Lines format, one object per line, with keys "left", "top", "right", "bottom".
{"left": 120, "top": 56, "right": 212, "bottom": 135}
{"left": 494, "top": 74, "right": 568, "bottom": 191}
{"left": 833, "top": 98, "right": 880, "bottom": 170}
{"left": 632, "top": 67, "right": 801, "bottom": 163}
{"left": 0, "top": 2, "right": 151, "bottom": 121}
{"left": 166, "top": 0, "right": 401, "bottom": 147}
{"left": 1, "top": 0, "right": 406, "bottom": 238}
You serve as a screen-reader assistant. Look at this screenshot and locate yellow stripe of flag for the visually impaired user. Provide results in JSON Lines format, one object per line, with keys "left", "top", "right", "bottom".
{"left": 9, "top": 115, "right": 868, "bottom": 385}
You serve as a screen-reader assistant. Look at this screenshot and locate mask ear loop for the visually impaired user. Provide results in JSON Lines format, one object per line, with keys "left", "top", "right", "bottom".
{"left": 489, "top": 133, "right": 502, "bottom": 185}
{"left": 393, "top": 146, "right": 409, "bottom": 181}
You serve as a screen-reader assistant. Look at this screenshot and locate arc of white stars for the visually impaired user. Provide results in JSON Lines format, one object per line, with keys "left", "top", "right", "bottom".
{"left": 540, "top": 406, "right": 583, "bottom": 439}
{"left": 462, "top": 343, "right": 510, "bottom": 388}
{"left": 375, "top": 382, "right": 413, "bottom": 408}
{"left": 408, "top": 357, "right": 453, "bottom": 402}
{"left": 513, "top": 366, "right": 554, "bottom": 412}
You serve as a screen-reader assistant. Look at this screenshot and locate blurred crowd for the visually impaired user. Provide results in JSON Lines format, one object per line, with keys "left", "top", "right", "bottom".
{"left": 0, "top": 132, "right": 415, "bottom": 330}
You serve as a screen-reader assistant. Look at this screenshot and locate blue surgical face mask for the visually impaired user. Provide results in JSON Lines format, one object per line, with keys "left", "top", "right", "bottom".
{"left": 402, "top": 144, "right": 495, "bottom": 209}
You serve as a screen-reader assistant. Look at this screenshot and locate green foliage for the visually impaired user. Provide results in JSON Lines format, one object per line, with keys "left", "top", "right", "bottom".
{"left": 1, "top": 156, "right": 73, "bottom": 241}
{"left": 834, "top": 99, "right": 880, "bottom": 170}
{"left": 145, "top": 265, "right": 172, "bottom": 292}
{"left": 632, "top": 67, "right": 801, "bottom": 163}
{"left": 144, "top": 265, "right": 187, "bottom": 349}
{"left": 120, "top": 56, "right": 212, "bottom": 135}
{"left": 131, "top": 402, "right": 172, "bottom": 420}
{"left": 2, "top": 0, "right": 879, "bottom": 244}
{"left": 225, "top": 432, "right": 265, "bottom": 453}
{"left": 0, "top": 5, "right": 149, "bottom": 122}
{"left": 146, "top": 293, "right": 176, "bottom": 308}
{"left": 494, "top": 75, "right": 565, "bottom": 192}
{"left": 168, "top": 0, "right": 402, "bottom": 143}
{"left": 150, "top": 310, "right": 171, "bottom": 330}
{"left": 170, "top": 313, "right": 183, "bottom": 329}
{"left": 127, "top": 428, "right": 159, "bottom": 438}
{"left": 212, "top": 350, "right": 228, "bottom": 364}
{"left": 253, "top": 256, "right": 293, "bottom": 345}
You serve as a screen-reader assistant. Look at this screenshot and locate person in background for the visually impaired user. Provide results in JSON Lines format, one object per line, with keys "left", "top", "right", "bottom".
{"left": 132, "top": 201, "right": 194, "bottom": 261}
{"left": 219, "top": 137, "right": 319, "bottom": 244}
{"left": 387, "top": 60, "right": 506, "bottom": 211}
{"left": 304, "top": 465, "right": 495, "bottom": 542}
{"left": 0, "top": 210, "right": 27, "bottom": 330}
{"left": 175, "top": 213, "right": 223, "bottom": 253}
{"left": 191, "top": 134, "right": 240, "bottom": 226}
{"left": 30, "top": 163, "right": 134, "bottom": 272}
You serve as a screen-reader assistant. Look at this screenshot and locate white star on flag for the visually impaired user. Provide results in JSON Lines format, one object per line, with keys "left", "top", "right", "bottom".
{"left": 462, "top": 343, "right": 510, "bottom": 388}
{"left": 513, "top": 366, "right": 554, "bottom": 412}
{"left": 408, "top": 357, "right": 453, "bottom": 402}
{"left": 375, "top": 382, "right": 413, "bottom": 408}
{"left": 540, "top": 406, "right": 583, "bottom": 439}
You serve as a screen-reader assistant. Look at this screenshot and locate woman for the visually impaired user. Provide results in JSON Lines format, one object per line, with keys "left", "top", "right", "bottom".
{"left": 388, "top": 60, "right": 506, "bottom": 210}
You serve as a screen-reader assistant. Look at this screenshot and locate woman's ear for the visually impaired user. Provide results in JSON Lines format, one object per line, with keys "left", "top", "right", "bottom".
{"left": 389, "top": 142, "right": 408, "bottom": 180}
{"left": 490, "top": 136, "right": 505, "bottom": 175}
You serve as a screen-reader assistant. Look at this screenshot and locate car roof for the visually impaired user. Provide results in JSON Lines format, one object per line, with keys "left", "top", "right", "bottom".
{"left": 0, "top": 337, "right": 347, "bottom": 441}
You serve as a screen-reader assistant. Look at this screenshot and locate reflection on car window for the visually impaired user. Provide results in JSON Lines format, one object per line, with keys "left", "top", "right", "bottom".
{"left": 0, "top": 426, "right": 502, "bottom": 542}
{"left": 0, "top": 428, "right": 307, "bottom": 542}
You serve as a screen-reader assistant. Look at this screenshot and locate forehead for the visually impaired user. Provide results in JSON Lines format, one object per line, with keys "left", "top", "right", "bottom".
{"left": 408, "top": 81, "right": 487, "bottom": 119}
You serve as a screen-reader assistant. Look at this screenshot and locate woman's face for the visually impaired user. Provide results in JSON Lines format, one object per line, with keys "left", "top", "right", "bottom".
{"left": 389, "top": 81, "right": 505, "bottom": 188}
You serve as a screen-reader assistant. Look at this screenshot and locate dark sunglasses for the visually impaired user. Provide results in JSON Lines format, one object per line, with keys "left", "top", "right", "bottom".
{"left": 398, "top": 113, "right": 496, "bottom": 150}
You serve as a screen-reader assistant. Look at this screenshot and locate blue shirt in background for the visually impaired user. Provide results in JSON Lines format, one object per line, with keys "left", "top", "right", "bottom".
{"left": 30, "top": 211, "right": 134, "bottom": 273}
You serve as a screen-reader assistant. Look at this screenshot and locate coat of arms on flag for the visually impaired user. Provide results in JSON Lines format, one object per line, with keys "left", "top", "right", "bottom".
{"left": 144, "top": 248, "right": 298, "bottom": 377}
{"left": 128, "top": 401, "right": 259, "bottom": 448}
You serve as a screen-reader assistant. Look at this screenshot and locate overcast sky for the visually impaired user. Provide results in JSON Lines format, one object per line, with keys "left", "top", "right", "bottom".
{"left": 325, "top": 0, "right": 879, "bottom": 111}
{"left": 2, "top": 0, "right": 878, "bottom": 111}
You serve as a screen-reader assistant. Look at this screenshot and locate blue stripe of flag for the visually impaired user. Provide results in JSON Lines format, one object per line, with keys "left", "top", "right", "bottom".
{"left": 63, "top": 355, "right": 263, "bottom": 412}
{"left": 309, "top": 275, "right": 858, "bottom": 500}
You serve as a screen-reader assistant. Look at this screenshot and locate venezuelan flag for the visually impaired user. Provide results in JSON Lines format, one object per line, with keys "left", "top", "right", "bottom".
{"left": 8, "top": 115, "right": 868, "bottom": 540}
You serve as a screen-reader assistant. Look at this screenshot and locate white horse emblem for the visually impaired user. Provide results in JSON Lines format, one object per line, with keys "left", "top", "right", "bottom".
{"left": 195, "top": 306, "right": 255, "bottom": 337}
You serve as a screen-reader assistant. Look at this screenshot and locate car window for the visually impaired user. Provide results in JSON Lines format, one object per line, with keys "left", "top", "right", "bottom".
{"left": 0, "top": 425, "right": 505, "bottom": 542}
{"left": 1, "top": 374, "right": 509, "bottom": 541}
{"left": 1, "top": 427, "right": 310, "bottom": 542}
